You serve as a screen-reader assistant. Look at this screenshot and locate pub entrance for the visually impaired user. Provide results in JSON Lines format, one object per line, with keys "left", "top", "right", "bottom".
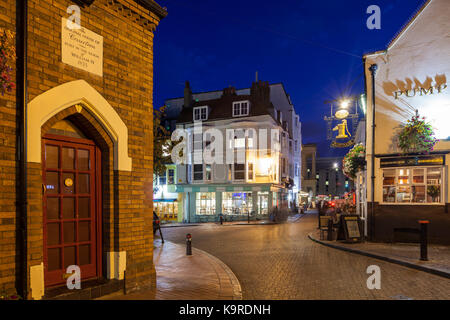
{"left": 42, "top": 131, "right": 102, "bottom": 288}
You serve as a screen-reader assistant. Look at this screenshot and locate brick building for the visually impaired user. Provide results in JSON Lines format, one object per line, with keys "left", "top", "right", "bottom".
{"left": 0, "top": 0, "right": 166, "bottom": 299}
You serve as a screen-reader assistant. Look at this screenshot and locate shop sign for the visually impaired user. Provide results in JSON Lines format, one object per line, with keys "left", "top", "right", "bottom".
{"left": 337, "top": 215, "right": 362, "bottom": 243}
{"left": 61, "top": 17, "right": 103, "bottom": 76}
{"left": 380, "top": 155, "right": 445, "bottom": 168}
{"left": 394, "top": 83, "right": 447, "bottom": 99}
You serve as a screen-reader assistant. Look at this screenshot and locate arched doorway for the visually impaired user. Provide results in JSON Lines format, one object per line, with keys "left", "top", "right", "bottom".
{"left": 42, "top": 119, "right": 102, "bottom": 287}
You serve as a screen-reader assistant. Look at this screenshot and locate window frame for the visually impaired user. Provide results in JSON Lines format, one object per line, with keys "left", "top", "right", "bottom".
{"left": 193, "top": 106, "right": 208, "bottom": 122}
{"left": 168, "top": 168, "right": 175, "bottom": 184}
{"left": 193, "top": 164, "right": 203, "bottom": 181}
{"left": 232, "top": 100, "right": 250, "bottom": 117}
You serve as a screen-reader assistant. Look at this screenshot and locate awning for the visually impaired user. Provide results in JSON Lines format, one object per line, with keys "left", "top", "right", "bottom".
{"left": 153, "top": 199, "right": 177, "bottom": 203}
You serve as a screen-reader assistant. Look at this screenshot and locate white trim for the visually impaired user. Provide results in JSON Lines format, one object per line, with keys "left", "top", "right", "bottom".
{"left": 27, "top": 80, "right": 132, "bottom": 171}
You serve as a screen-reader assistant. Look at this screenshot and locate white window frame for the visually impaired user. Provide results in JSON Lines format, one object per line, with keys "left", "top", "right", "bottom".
{"left": 232, "top": 100, "right": 250, "bottom": 117}
{"left": 193, "top": 106, "right": 208, "bottom": 122}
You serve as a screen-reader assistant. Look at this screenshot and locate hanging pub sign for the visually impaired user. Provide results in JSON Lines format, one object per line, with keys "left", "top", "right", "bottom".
{"left": 380, "top": 155, "right": 445, "bottom": 168}
{"left": 337, "top": 215, "right": 363, "bottom": 243}
{"left": 324, "top": 96, "right": 361, "bottom": 148}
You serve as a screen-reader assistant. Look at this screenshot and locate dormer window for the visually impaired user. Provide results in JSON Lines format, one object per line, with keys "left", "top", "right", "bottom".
{"left": 232, "top": 101, "right": 250, "bottom": 117}
{"left": 193, "top": 106, "right": 208, "bottom": 121}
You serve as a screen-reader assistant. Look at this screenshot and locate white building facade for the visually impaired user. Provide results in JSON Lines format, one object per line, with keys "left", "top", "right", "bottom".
{"left": 167, "top": 81, "right": 302, "bottom": 222}
{"left": 364, "top": 0, "right": 450, "bottom": 243}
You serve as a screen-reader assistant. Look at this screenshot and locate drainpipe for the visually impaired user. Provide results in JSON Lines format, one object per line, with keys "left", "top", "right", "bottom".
{"left": 16, "top": 0, "right": 28, "bottom": 299}
{"left": 369, "top": 64, "right": 378, "bottom": 241}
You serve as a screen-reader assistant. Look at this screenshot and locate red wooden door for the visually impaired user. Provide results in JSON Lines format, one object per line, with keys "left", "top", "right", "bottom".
{"left": 42, "top": 134, "right": 101, "bottom": 287}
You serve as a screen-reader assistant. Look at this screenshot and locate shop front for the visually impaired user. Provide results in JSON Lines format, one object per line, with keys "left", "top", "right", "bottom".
{"left": 364, "top": 0, "right": 450, "bottom": 244}
{"left": 177, "top": 185, "right": 286, "bottom": 223}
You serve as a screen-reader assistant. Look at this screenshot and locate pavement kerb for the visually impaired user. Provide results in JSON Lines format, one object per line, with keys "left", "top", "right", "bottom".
{"left": 190, "top": 245, "right": 243, "bottom": 300}
{"left": 308, "top": 233, "right": 450, "bottom": 279}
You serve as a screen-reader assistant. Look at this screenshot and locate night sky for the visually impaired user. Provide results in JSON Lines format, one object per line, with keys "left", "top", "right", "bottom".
{"left": 153, "top": 0, "right": 426, "bottom": 157}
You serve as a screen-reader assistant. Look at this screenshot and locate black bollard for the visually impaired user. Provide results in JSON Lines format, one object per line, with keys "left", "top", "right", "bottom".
{"left": 220, "top": 214, "right": 223, "bottom": 225}
{"left": 186, "top": 233, "right": 192, "bottom": 256}
{"left": 419, "top": 220, "right": 429, "bottom": 261}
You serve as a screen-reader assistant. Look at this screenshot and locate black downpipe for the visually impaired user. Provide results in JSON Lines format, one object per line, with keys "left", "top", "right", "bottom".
{"left": 16, "top": 0, "right": 28, "bottom": 299}
{"left": 369, "top": 64, "right": 378, "bottom": 241}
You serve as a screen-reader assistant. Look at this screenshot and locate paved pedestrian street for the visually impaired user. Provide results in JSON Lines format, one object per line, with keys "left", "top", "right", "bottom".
{"left": 160, "top": 213, "right": 450, "bottom": 300}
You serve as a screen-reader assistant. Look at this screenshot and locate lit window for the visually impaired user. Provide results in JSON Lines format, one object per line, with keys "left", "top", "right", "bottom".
{"left": 248, "top": 162, "right": 254, "bottom": 181}
{"left": 382, "top": 167, "right": 442, "bottom": 203}
{"left": 196, "top": 192, "right": 215, "bottom": 215}
{"left": 205, "top": 164, "right": 212, "bottom": 181}
{"left": 232, "top": 101, "right": 250, "bottom": 117}
{"left": 193, "top": 106, "right": 208, "bottom": 121}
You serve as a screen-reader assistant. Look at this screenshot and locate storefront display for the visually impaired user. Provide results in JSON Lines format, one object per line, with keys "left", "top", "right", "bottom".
{"left": 382, "top": 167, "right": 442, "bottom": 204}
{"left": 155, "top": 201, "right": 178, "bottom": 221}
{"left": 196, "top": 192, "right": 216, "bottom": 215}
{"left": 222, "top": 192, "right": 253, "bottom": 215}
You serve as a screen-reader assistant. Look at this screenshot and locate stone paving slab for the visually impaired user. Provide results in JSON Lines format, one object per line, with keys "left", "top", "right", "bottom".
{"left": 98, "top": 240, "right": 242, "bottom": 300}
{"left": 309, "top": 230, "right": 450, "bottom": 278}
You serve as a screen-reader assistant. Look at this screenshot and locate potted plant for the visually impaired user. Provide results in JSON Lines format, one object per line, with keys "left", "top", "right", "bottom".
{"left": 427, "top": 185, "right": 440, "bottom": 202}
{"left": 398, "top": 113, "right": 438, "bottom": 154}
{"left": 343, "top": 143, "right": 366, "bottom": 180}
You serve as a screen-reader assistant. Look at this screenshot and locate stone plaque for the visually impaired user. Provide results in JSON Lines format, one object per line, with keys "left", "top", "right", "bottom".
{"left": 61, "top": 18, "right": 103, "bottom": 76}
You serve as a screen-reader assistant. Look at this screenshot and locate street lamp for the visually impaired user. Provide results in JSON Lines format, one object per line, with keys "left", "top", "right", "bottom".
{"left": 335, "top": 99, "right": 351, "bottom": 119}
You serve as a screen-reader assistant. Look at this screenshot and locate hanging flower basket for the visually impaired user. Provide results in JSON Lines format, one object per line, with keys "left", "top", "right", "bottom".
{"left": 343, "top": 143, "right": 366, "bottom": 180}
{"left": 0, "top": 29, "right": 16, "bottom": 96}
{"left": 398, "top": 114, "right": 438, "bottom": 154}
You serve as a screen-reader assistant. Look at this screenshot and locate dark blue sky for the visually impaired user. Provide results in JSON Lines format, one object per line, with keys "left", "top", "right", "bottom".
{"left": 153, "top": 0, "right": 425, "bottom": 157}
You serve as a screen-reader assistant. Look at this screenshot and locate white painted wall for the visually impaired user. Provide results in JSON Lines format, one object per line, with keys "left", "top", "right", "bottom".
{"left": 364, "top": 0, "right": 450, "bottom": 201}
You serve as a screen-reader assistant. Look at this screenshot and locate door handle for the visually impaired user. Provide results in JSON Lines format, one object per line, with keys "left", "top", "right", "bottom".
{"left": 42, "top": 184, "right": 47, "bottom": 193}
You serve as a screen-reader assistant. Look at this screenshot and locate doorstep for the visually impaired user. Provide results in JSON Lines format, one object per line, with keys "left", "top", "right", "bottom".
{"left": 43, "top": 278, "right": 124, "bottom": 300}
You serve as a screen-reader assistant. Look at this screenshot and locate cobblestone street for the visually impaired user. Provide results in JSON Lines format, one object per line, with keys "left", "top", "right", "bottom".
{"left": 160, "top": 213, "right": 450, "bottom": 300}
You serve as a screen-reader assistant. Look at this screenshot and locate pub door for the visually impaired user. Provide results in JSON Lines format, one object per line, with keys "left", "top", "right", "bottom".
{"left": 42, "top": 134, "right": 102, "bottom": 287}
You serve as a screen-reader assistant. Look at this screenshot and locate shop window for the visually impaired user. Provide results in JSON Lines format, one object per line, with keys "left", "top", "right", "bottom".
{"left": 168, "top": 169, "right": 175, "bottom": 184}
{"left": 222, "top": 192, "right": 253, "bottom": 215}
{"left": 155, "top": 201, "right": 178, "bottom": 221}
{"left": 257, "top": 191, "right": 269, "bottom": 214}
{"left": 193, "top": 164, "right": 203, "bottom": 181}
{"left": 382, "top": 167, "right": 442, "bottom": 204}
{"left": 196, "top": 192, "right": 215, "bottom": 215}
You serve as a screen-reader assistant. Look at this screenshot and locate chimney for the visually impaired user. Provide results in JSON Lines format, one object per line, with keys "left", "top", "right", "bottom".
{"left": 222, "top": 85, "right": 236, "bottom": 97}
{"left": 184, "top": 81, "right": 192, "bottom": 108}
{"left": 250, "top": 80, "right": 270, "bottom": 104}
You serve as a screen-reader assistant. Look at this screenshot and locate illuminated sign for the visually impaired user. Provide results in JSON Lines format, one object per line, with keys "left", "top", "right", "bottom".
{"left": 380, "top": 155, "right": 445, "bottom": 168}
{"left": 394, "top": 83, "right": 447, "bottom": 99}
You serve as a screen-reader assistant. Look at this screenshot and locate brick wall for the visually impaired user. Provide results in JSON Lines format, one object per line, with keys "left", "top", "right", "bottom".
{"left": 0, "top": 0, "right": 164, "bottom": 297}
